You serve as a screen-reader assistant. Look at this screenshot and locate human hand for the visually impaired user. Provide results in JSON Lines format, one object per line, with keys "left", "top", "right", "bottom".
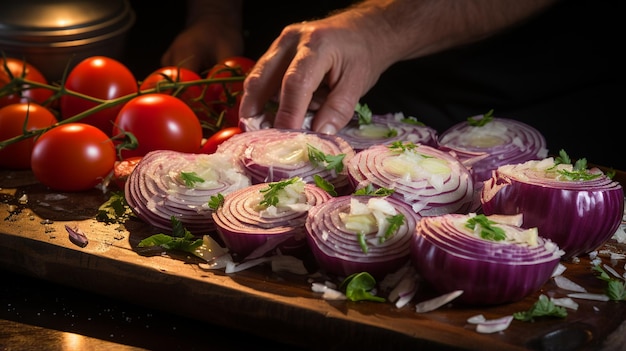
{"left": 239, "top": 10, "right": 392, "bottom": 134}
{"left": 161, "top": 22, "right": 244, "bottom": 74}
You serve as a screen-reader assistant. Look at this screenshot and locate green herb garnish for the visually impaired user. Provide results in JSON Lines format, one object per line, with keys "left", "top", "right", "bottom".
{"left": 259, "top": 177, "right": 300, "bottom": 207}
{"left": 592, "top": 264, "right": 626, "bottom": 301}
{"left": 307, "top": 144, "right": 345, "bottom": 172}
{"left": 313, "top": 174, "right": 337, "bottom": 196}
{"left": 96, "top": 191, "right": 135, "bottom": 224}
{"left": 400, "top": 116, "right": 426, "bottom": 126}
{"left": 380, "top": 214, "right": 405, "bottom": 243}
{"left": 353, "top": 184, "right": 395, "bottom": 196}
{"left": 465, "top": 214, "right": 506, "bottom": 241}
{"left": 355, "top": 102, "right": 373, "bottom": 125}
{"left": 357, "top": 232, "right": 368, "bottom": 254}
{"left": 180, "top": 171, "right": 205, "bottom": 187}
{"left": 513, "top": 294, "right": 567, "bottom": 322}
{"left": 388, "top": 141, "right": 418, "bottom": 153}
{"left": 208, "top": 193, "right": 225, "bottom": 210}
{"left": 138, "top": 216, "right": 203, "bottom": 253}
{"left": 552, "top": 149, "right": 601, "bottom": 181}
{"left": 340, "top": 272, "right": 385, "bottom": 302}
{"left": 467, "top": 109, "right": 494, "bottom": 127}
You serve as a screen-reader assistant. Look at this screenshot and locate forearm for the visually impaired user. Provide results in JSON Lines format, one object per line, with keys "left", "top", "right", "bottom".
{"left": 348, "top": 0, "right": 560, "bottom": 63}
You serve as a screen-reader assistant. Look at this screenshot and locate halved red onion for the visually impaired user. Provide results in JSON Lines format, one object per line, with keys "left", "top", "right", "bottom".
{"left": 213, "top": 181, "right": 332, "bottom": 260}
{"left": 216, "top": 128, "right": 356, "bottom": 195}
{"left": 481, "top": 158, "right": 624, "bottom": 260}
{"left": 305, "top": 195, "right": 421, "bottom": 279}
{"left": 411, "top": 213, "right": 563, "bottom": 305}
{"left": 346, "top": 143, "right": 476, "bottom": 216}
{"left": 438, "top": 115, "right": 548, "bottom": 183}
{"left": 125, "top": 150, "right": 251, "bottom": 234}
{"left": 337, "top": 112, "right": 439, "bottom": 152}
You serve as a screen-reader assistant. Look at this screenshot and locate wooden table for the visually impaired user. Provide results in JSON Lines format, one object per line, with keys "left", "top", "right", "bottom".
{"left": 1, "top": 169, "right": 625, "bottom": 350}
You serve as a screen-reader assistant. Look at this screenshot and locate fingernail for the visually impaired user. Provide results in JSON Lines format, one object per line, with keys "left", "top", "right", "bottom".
{"left": 318, "top": 124, "right": 337, "bottom": 135}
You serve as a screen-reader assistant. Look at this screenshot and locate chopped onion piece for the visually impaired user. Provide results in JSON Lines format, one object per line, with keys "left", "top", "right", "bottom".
{"left": 553, "top": 275, "right": 587, "bottom": 293}
{"left": 475, "top": 315, "right": 514, "bottom": 334}
{"left": 225, "top": 257, "right": 272, "bottom": 273}
{"left": 550, "top": 297, "right": 579, "bottom": 310}
{"left": 567, "top": 293, "right": 610, "bottom": 302}
{"left": 311, "top": 282, "right": 347, "bottom": 300}
{"left": 415, "top": 290, "right": 463, "bottom": 313}
{"left": 552, "top": 263, "right": 567, "bottom": 277}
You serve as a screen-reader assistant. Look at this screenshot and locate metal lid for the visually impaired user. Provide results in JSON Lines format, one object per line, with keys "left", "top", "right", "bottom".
{"left": 0, "top": 0, "right": 135, "bottom": 47}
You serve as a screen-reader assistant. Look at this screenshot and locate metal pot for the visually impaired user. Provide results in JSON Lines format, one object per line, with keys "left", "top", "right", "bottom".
{"left": 0, "top": 0, "right": 135, "bottom": 82}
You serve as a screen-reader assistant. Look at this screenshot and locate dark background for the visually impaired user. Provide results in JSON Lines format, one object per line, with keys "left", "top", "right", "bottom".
{"left": 124, "top": 0, "right": 625, "bottom": 171}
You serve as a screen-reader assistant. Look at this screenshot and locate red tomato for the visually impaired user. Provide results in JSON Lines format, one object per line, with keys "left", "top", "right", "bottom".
{"left": 0, "top": 58, "right": 54, "bottom": 107}
{"left": 31, "top": 123, "right": 117, "bottom": 192}
{"left": 199, "top": 126, "right": 243, "bottom": 154}
{"left": 139, "top": 66, "right": 203, "bottom": 109}
{"left": 60, "top": 56, "right": 138, "bottom": 136}
{"left": 112, "top": 94, "right": 203, "bottom": 159}
{"left": 204, "top": 57, "right": 255, "bottom": 127}
{"left": 112, "top": 156, "right": 142, "bottom": 189}
{"left": 0, "top": 103, "right": 58, "bottom": 169}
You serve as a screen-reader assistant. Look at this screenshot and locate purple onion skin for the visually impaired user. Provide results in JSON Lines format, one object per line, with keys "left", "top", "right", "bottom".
{"left": 481, "top": 173, "right": 624, "bottom": 260}
{"left": 411, "top": 233, "right": 559, "bottom": 305}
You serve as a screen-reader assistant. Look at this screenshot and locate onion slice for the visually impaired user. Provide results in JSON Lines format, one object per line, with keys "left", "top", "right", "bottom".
{"left": 346, "top": 143, "right": 476, "bottom": 216}
{"left": 213, "top": 180, "right": 332, "bottom": 259}
{"left": 411, "top": 213, "right": 564, "bottom": 305}
{"left": 337, "top": 112, "right": 439, "bottom": 152}
{"left": 125, "top": 150, "right": 251, "bottom": 234}
{"left": 481, "top": 157, "right": 624, "bottom": 259}
{"left": 438, "top": 114, "right": 548, "bottom": 183}
{"left": 305, "top": 195, "right": 420, "bottom": 279}
{"left": 217, "top": 128, "right": 356, "bottom": 195}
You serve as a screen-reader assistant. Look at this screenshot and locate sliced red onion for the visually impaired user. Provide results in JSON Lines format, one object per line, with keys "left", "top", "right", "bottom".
{"left": 305, "top": 195, "right": 420, "bottom": 279}
{"left": 438, "top": 115, "right": 548, "bottom": 183}
{"left": 216, "top": 129, "right": 356, "bottom": 195}
{"left": 481, "top": 158, "right": 624, "bottom": 259}
{"left": 125, "top": 150, "right": 251, "bottom": 235}
{"left": 213, "top": 181, "right": 332, "bottom": 260}
{"left": 346, "top": 143, "right": 476, "bottom": 216}
{"left": 337, "top": 112, "right": 439, "bottom": 152}
{"left": 411, "top": 213, "right": 564, "bottom": 305}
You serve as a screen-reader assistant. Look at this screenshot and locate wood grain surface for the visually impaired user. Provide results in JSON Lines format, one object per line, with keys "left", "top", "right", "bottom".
{"left": 1, "top": 169, "right": 625, "bottom": 351}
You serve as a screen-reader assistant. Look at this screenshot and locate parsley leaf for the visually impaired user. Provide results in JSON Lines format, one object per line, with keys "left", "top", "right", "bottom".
{"left": 513, "top": 294, "right": 567, "bottom": 322}
{"left": 180, "top": 171, "right": 205, "bottom": 187}
{"left": 96, "top": 191, "right": 135, "bottom": 224}
{"left": 388, "top": 141, "right": 418, "bottom": 153}
{"left": 353, "top": 184, "right": 395, "bottom": 196}
{"left": 381, "top": 214, "right": 405, "bottom": 243}
{"left": 259, "top": 177, "right": 300, "bottom": 207}
{"left": 307, "top": 144, "right": 345, "bottom": 173}
{"left": 208, "top": 193, "right": 225, "bottom": 210}
{"left": 467, "top": 109, "right": 494, "bottom": 127}
{"left": 592, "top": 265, "right": 626, "bottom": 301}
{"left": 465, "top": 214, "right": 506, "bottom": 241}
{"left": 313, "top": 174, "right": 337, "bottom": 196}
{"left": 340, "top": 272, "right": 385, "bottom": 302}
{"left": 138, "top": 216, "right": 203, "bottom": 253}
{"left": 552, "top": 149, "right": 602, "bottom": 181}
{"left": 355, "top": 102, "right": 373, "bottom": 125}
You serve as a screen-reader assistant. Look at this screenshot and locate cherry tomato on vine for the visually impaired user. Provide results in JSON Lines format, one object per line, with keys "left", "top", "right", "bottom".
{"left": 204, "top": 56, "right": 255, "bottom": 128}
{"left": 0, "top": 58, "right": 54, "bottom": 108}
{"left": 0, "top": 103, "right": 57, "bottom": 169}
{"left": 31, "top": 123, "right": 117, "bottom": 192}
{"left": 112, "top": 94, "right": 203, "bottom": 159}
{"left": 140, "top": 66, "right": 204, "bottom": 112}
{"left": 199, "top": 126, "right": 243, "bottom": 154}
{"left": 60, "top": 56, "right": 138, "bottom": 136}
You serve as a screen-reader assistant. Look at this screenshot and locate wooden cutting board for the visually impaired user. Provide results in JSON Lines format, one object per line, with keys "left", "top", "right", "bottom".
{"left": 1, "top": 169, "right": 625, "bottom": 350}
